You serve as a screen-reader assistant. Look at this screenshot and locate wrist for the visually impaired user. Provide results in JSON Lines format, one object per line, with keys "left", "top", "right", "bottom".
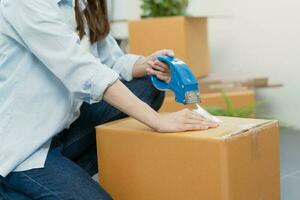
{"left": 147, "top": 109, "right": 160, "bottom": 129}
{"left": 138, "top": 101, "right": 160, "bottom": 130}
{"left": 132, "top": 56, "right": 148, "bottom": 78}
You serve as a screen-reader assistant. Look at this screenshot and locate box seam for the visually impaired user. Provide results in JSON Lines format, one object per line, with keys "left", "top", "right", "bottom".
{"left": 220, "top": 140, "right": 230, "bottom": 200}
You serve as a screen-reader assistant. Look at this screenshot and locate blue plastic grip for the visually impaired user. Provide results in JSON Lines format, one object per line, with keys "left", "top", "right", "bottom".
{"left": 150, "top": 56, "right": 173, "bottom": 91}
{"left": 150, "top": 55, "right": 199, "bottom": 104}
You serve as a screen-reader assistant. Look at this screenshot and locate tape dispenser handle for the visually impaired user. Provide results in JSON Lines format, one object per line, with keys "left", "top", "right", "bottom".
{"left": 150, "top": 55, "right": 173, "bottom": 90}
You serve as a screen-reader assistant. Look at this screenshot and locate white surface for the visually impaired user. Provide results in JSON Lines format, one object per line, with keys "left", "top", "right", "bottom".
{"left": 207, "top": 0, "right": 300, "bottom": 129}
{"left": 110, "top": 0, "right": 300, "bottom": 129}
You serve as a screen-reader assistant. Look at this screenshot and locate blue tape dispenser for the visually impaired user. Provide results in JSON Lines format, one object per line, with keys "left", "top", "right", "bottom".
{"left": 150, "top": 55, "right": 200, "bottom": 105}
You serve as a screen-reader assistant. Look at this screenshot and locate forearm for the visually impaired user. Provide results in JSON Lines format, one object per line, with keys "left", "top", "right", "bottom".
{"left": 103, "top": 80, "right": 219, "bottom": 133}
{"left": 103, "top": 80, "right": 159, "bottom": 128}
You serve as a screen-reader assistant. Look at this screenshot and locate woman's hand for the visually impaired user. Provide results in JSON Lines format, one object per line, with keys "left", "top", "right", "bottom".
{"left": 151, "top": 109, "right": 219, "bottom": 133}
{"left": 132, "top": 49, "right": 174, "bottom": 82}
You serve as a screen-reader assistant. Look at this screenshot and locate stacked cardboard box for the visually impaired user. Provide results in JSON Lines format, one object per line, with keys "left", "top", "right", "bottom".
{"left": 96, "top": 117, "right": 280, "bottom": 200}
{"left": 159, "top": 77, "right": 281, "bottom": 115}
{"left": 129, "top": 16, "right": 209, "bottom": 78}
{"left": 160, "top": 90, "right": 256, "bottom": 115}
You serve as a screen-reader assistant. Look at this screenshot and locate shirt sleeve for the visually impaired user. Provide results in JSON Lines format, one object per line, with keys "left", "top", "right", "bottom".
{"left": 1, "top": 0, "right": 119, "bottom": 103}
{"left": 92, "top": 34, "right": 142, "bottom": 81}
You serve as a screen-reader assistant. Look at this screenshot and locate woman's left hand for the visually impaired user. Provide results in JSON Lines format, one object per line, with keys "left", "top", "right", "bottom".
{"left": 132, "top": 49, "right": 175, "bottom": 82}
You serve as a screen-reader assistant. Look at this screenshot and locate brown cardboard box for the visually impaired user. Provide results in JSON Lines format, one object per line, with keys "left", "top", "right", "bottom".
{"left": 160, "top": 90, "right": 256, "bottom": 113}
{"left": 96, "top": 117, "right": 280, "bottom": 200}
{"left": 128, "top": 16, "right": 209, "bottom": 78}
{"left": 199, "top": 77, "right": 283, "bottom": 93}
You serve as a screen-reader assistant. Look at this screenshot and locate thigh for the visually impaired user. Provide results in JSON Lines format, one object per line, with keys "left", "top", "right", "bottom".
{"left": 4, "top": 148, "right": 112, "bottom": 200}
{"left": 122, "top": 76, "right": 165, "bottom": 111}
{"left": 0, "top": 184, "right": 32, "bottom": 200}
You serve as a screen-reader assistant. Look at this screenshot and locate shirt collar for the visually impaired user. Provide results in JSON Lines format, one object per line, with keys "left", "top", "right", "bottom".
{"left": 56, "top": 0, "right": 87, "bottom": 10}
{"left": 56, "top": 0, "right": 74, "bottom": 7}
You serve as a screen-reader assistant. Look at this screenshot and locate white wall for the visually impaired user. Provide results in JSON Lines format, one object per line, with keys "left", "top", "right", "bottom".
{"left": 111, "top": 0, "right": 300, "bottom": 129}
{"left": 196, "top": 0, "right": 300, "bottom": 129}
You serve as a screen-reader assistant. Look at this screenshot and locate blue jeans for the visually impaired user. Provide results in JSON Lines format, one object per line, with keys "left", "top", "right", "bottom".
{"left": 0, "top": 77, "right": 165, "bottom": 200}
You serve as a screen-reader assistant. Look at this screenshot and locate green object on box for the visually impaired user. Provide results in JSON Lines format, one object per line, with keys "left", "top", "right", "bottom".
{"left": 204, "top": 92, "right": 290, "bottom": 127}
{"left": 204, "top": 92, "right": 258, "bottom": 118}
{"left": 141, "top": 0, "right": 189, "bottom": 18}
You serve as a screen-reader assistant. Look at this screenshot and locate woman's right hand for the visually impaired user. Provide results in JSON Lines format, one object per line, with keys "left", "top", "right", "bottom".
{"left": 151, "top": 109, "right": 219, "bottom": 133}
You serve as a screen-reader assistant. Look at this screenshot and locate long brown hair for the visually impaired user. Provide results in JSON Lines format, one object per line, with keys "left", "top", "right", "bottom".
{"left": 75, "top": 0, "right": 110, "bottom": 44}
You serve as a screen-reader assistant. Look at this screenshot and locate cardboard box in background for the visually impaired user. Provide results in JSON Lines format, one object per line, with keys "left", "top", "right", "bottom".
{"left": 198, "top": 77, "right": 283, "bottom": 94}
{"left": 160, "top": 90, "right": 256, "bottom": 115}
{"left": 128, "top": 16, "right": 209, "bottom": 78}
{"left": 96, "top": 117, "right": 280, "bottom": 200}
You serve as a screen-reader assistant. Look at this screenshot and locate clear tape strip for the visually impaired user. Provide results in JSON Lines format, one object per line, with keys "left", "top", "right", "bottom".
{"left": 193, "top": 104, "right": 223, "bottom": 124}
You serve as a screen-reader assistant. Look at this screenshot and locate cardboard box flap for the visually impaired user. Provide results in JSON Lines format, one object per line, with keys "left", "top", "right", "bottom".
{"left": 129, "top": 16, "right": 207, "bottom": 23}
{"left": 185, "top": 117, "right": 274, "bottom": 139}
{"left": 98, "top": 117, "right": 276, "bottom": 140}
{"left": 217, "top": 117, "right": 274, "bottom": 139}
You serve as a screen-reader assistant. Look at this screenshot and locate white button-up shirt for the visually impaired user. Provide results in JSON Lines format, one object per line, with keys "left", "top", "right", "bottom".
{"left": 0, "top": 0, "right": 140, "bottom": 177}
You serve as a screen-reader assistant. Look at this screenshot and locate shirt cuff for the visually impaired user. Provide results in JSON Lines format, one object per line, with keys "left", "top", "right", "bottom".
{"left": 89, "top": 67, "right": 119, "bottom": 103}
{"left": 112, "top": 54, "right": 142, "bottom": 81}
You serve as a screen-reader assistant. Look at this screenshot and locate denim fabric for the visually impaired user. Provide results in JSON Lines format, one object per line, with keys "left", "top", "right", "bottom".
{"left": 0, "top": 77, "right": 165, "bottom": 200}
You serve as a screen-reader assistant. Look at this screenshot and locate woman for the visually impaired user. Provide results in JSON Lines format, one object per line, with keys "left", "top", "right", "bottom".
{"left": 0, "top": 0, "right": 218, "bottom": 199}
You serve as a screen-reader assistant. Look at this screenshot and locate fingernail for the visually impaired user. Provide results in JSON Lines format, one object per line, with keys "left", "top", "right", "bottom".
{"left": 200, "top": 126, "right": 209, "bottom": 130}
{"left": 147, "top": 61, "right": 154, "bottom": 66}
{"left": 168, "top": 52, "right": 175, "bottom": 57}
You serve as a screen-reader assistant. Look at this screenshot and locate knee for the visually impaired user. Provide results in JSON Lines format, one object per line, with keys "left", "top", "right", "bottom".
{"left": 125, "top": 77, "right": 165, "bottom": 111}
{"left": 139, "top": 77, "right": 165, "bottom": 111}
{"left": 151, "top": 89, "right": 165, "bottom": 111}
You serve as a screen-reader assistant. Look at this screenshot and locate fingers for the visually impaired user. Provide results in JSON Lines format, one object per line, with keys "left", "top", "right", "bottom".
{"left": 149, "top": 49, "right": 175, "bottom": 62}
{"left": 146, "top": 49, "right": 174, "bottom": 82}
{"left": 184, "top": 118, "right": 219, "bottom": 128}
{"left": 146, "top": 68, "right": 170, "bottom": 82}
{"left": 179, "top": 109, "right": 219, "bottom": 130}
{"left": 182, "top": 124, "right": 210, "bottom": 131}
{"left": 146, "top": 60, "right": 171, "bottom": 82}
{"left": 153, "top": 49, "right": 175, "bottom": 58}
{"left": 192, "top": 112, "right": 220, "bottom": 128}
{"left": 156, "top": 109, "right": 219, "bottom": 133}
{"left": 164, "top": 49, "right": 175, "bottom": 57}
{"left": 189, "top": 111, "right": 207, "bottom": 121}
{"left": 147, "top": 60, "right": 170, "bottom": 72}
{"left": 146, "top": 68, "right": 169, "bottom": 77}
{"left": 157, "top": 74, "right": 171, "bottom": 82}
{"left": 189, "top": 112, "right": 219, "bottom": 127}
{"left": 153, "top": 60, "right": 170, "bottom": 71}
{"left": 150, "top": 62, "right": 168, "bottom": 74}
{"left": 183, "top": 115, "right": 219, "bottom": 128}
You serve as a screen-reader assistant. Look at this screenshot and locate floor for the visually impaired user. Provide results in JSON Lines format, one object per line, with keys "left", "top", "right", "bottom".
{"left": 94, "top": 127, "right": 300, "bottom": 200}
{"left": 280, "top": 127, "right": 300, "bottom": 200}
